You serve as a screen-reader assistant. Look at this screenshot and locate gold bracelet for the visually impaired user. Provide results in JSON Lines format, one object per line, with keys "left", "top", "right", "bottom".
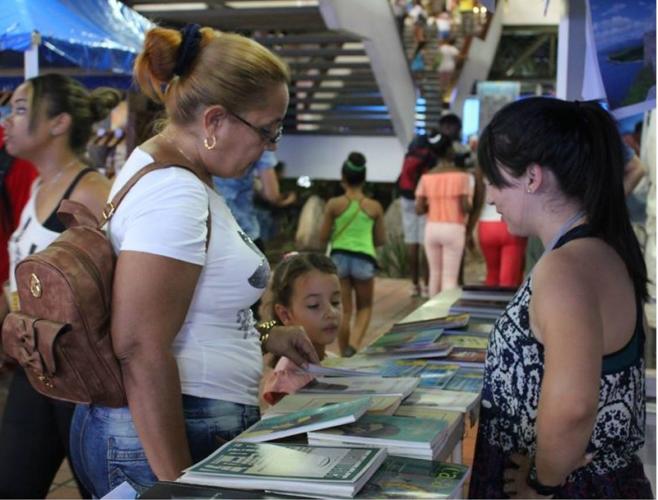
{"left": 256, "top": 319, "right": 280, "bottom": 352}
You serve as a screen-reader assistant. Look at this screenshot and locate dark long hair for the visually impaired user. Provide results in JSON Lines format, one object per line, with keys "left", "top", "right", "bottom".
{"left": 478, "top": 97, "right": 647, "bottom": 300}
{"left": 27, "top": 74, "right": 121, "bottom": 155}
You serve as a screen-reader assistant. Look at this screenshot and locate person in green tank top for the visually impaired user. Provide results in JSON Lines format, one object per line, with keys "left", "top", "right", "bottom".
{"left": 319, "top": 152, "right": 386, "bottom": 357}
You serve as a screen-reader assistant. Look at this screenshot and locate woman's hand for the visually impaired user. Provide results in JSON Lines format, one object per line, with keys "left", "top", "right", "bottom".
{"left": 503, "top": 453, "right": 552, "bottom": 499}
{"left": 264, "top": 326, "right": 319, "bottom": 368}
{"left": 504, "top": 452, "right": 593, "bottom": 499}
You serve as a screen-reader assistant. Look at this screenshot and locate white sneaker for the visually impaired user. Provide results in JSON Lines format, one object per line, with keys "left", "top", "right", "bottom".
{"left": 420, "top": 284, "right": 430, "bottom": 299}
{"left": 410, "top": 284, "right": 421, "bottom": 297}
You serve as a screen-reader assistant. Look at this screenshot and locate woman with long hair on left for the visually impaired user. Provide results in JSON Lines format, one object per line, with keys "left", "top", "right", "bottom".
{"left": 0, "top": 74, "right": 120, "bottom": 498}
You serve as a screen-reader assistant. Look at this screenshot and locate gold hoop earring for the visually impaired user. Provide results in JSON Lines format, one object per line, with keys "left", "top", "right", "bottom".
{"left": 203, "top": 136, "right": 217, "bottom": 150}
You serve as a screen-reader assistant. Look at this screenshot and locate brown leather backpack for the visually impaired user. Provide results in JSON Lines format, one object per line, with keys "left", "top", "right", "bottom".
{"left": 1, "top": 161, "right": 206, "bottom": 407}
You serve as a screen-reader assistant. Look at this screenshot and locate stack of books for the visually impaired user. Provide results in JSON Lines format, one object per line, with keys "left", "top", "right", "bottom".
{"left": 357, "top": 456, "right": 470, "bottom": 498}
{"left": 448, "top": 284, "right": 518, "bottom": 320}
{"left": 264, "top": 393, "right": 403, "bottom": 418}
{"left": 307, "top": 415, "right": 454, "bottom": 460}
{"left": 177, "top": 441, "right": 387, "bottom": 498}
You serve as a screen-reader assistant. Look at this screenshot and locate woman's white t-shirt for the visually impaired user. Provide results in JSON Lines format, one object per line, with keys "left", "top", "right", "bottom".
{"left": 108, "top": 148, "right": 269, "bottom": 406}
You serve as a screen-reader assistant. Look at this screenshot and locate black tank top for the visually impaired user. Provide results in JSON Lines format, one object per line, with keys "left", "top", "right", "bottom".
{"left": 42, "top": 168, "right": 96, "bottom": 233}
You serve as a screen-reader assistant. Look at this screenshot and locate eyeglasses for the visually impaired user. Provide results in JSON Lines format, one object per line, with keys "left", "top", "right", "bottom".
{"left": 228, "top": 111, "right": 283, "bottom": 145}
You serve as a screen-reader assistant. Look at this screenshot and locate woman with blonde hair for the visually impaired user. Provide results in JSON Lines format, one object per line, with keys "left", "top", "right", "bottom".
{"left": 69, "top": 25, "right": 317, "bottom": 497}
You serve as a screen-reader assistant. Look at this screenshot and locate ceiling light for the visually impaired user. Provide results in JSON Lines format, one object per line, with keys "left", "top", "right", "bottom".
{"left": 133, "top": 2, "right": 208, "bottom": 12}
{"left": 225, "top": 0, "right": 318, "bottom": 8}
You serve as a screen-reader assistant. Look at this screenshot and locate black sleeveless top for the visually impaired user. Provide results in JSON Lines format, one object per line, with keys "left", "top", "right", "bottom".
{"left": 42, "top": 168, "right": 96, "bottom": 233}
{"left": 469, "top": 224, "right": 651, "bottom": 498}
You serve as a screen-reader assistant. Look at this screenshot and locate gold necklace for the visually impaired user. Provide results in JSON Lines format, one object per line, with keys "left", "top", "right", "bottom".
{"left": 159, "top": 132, "right": 196, "bottom": 166}
{"left": 39, "top": 158, "right": 79, "bottom": 188}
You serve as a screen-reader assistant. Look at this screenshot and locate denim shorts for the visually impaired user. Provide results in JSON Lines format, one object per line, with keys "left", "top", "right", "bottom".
{"left": 69, "top": 395, "right": 259, "bottom": 498}
{"left": 331, "top": 252, "right": 376, "bottom": 281}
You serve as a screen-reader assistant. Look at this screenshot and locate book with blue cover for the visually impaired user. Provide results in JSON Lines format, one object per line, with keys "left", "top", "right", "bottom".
{"left": 416, "top": 363, "right": 460, "bottom": 389}
{"left": 390, "top": 314, "right": 470, "bottom": 333}
{"left": 365, "top": 330, "right": 443, "bottom": 351}
{"left": 444, "top": 368, "right": 484, "bottom": 393}
{"left": 179, "top": 442, "right": 388, "bottom": 498}
{"left": 378, "top": 360, "right": 427, "bottom": 378}
{"left": 236, "top": 397, "right": 372, "bottom": 442}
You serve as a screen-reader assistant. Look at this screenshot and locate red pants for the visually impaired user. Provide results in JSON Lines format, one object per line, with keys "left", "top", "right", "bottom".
{"left": 478, "top": 220, "right": 527, "bottom": 287}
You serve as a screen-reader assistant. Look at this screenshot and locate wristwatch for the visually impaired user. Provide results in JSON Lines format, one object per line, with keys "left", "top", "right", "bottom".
{"left": 526, "top": 459, "right": 562, "bottom": 497}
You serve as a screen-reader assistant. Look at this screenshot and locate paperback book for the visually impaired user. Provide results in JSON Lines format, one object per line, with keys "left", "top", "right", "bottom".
{"left": 303, "top": 363, "right": 378, "bottom": 377}
{"left": 461, "top": 284, "right": 517, "bottom": 302}
{"left": 236, "top": 397, "right": 372, "bottom": 442}
{"left": 448, "top": 299, "right": 506, "bottom": 320}
{"left": 365, "top": 330, "right": 443, "bottom": 351}
{"left": 378, "top": 360, "right": 428, "bottom": 378}
{"left": 401, "top": 388, "right": 480, "bottom": 414}
{"left": 178, "top": 442, "right": 388, "bottom": 498}
{"left": 443, "top": 368, "right": 484, "bottom": 393}
{"left": 356, "top": 456, "right": 470, "bottom": 498}
{"left": 389, "top": 314, "right": 470, "bottom": 334}
{"left": 441, "top": 333, "right": 489, "bottom": 350}
{"left": 263, "top": 394, "right": 402, "bottom": 419}
{"left": 361, "top": 341, "right": 453, "bottom": 360}
{"left": 416, "top": 363, "right": 460, "bottom": 389}
{"left": 299, "top": 376, "right": 419, "bottom": 398}
{"left": 434, "top": 348, "right": 486, "bottom": 367}
{"left": 307, "top": 415, "right": 450, "bottom": 460}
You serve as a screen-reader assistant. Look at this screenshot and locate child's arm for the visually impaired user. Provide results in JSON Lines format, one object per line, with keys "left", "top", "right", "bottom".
{"left": 319, "top": 199, "right": 336, "bottom": 247}
{"left": 373, "top": 201, "right": 387, "bottom": 247}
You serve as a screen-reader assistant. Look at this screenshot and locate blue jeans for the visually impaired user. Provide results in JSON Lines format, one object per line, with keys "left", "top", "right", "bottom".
{"left": 331, "top": 252, "right": 376, "bottom": 281}
{"left": 69, "top": 395, "right": 259, "bottom": 498}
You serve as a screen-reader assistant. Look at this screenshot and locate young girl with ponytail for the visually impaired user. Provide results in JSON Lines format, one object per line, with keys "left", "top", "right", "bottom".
{"left": 469, "top": 97, "right": 652, "bottom": 498}
{"left": 319, "top": 152, "right": 385, "bottom": 357}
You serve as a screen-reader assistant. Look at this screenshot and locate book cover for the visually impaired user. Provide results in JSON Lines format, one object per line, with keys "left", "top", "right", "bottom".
{"left": 443, "top": 321, "right": 493, "bottom": 335}
{"left": 393, "top": 405, "right": 463, "bottom": 427}
{"left": 444, "top": 369, "right": 484, "bottom": 393}
{"left": 307, "top": 415, "right": 448, "bottom": 449}
{"left": 461, "top": 284, "right": 517, "bottom": 302}
{"left": 390, "top": 314, "right": 470, "bottom": 333}
{"left": 401, "top": 388, "right": 480, "bottom": 414}
{"left": 361, "top": 341, "right": 453, "bottom": 360}
{"left": 378, "top": 360, "right": 427, "bottom": 378}
{"left": 367, "top": 330, "right": 442, "bottom": 350}
{"left": 303, "top": 364, "right": 378, "bottom": 377}
{"left": 356, "top": 456, "right": 470, "bottom": 498}
{"left": 416, "top": 364, "right": 460, "bottom": 389}
{"left": 300, "top": 376, "right": 419, "bottom": 398}
{"left": 236, "top": 397, "right": 372, "bottom": 442}
{"left": 441, "top": 334, "right": 489, "bottom": 350}
{"left": 180, "top": 442, "right": 387, "bottom": 498}
{"left": 449, "top": 299, "right": 505, "bottom": 319}
{"left": 264, "top": 394, "right": 402, "bottom": 419}
{"left": 440, "top": 348, "right": 486, "bottom": 366}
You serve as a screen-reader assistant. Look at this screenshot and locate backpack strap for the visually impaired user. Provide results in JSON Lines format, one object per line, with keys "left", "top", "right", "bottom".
{"left": 98, "top": 160, "right": 212, "bottom": 247}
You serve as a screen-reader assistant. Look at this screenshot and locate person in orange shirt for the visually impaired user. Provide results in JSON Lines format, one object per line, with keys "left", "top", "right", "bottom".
{"left": 415, "top": 133, "right": 473, "bottom": 296}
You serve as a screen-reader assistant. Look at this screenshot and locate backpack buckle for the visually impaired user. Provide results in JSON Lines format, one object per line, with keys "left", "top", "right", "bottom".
{"left": 101, "top": 202, "right": 115, "bottom": 223}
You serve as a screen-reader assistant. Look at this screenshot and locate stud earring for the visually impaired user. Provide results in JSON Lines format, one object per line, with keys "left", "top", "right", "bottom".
{"left": 203, "top": 135, "right": 217, "bottom": 150}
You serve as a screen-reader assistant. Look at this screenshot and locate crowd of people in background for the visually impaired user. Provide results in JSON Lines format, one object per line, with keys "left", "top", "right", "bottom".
{"left": 0, "top": 8, "right": 653, "bottom": 499}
